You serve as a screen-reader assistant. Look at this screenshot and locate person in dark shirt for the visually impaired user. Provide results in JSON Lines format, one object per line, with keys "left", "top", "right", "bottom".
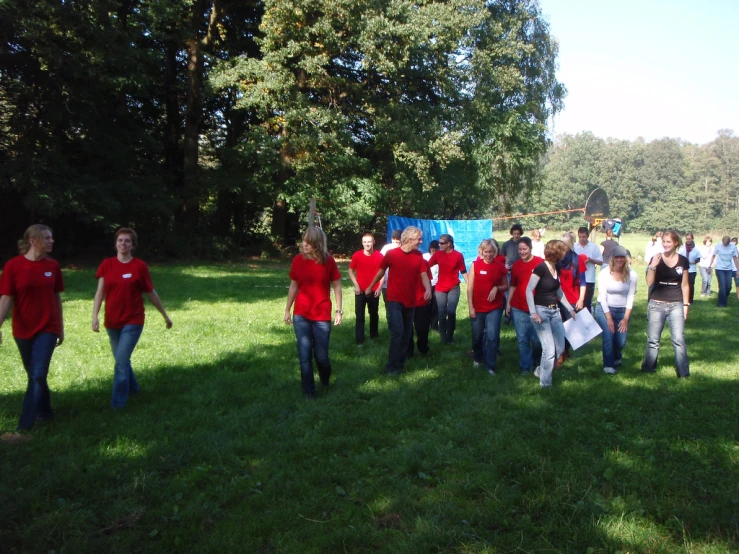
{"left": 641, "top": 230, "right": 690, "bottom": 378}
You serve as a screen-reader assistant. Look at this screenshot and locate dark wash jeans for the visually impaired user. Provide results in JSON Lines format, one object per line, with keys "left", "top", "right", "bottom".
{"left": 354, "top": 292, "right": 379, "bottom": 343}
{"left": 510, "top": 307, "right": 541, "bottom": 372}
{"left": 470, "top": 308, "right": 503, "bottom": 372}
{"left": 14, "top": 332, "right": 58, "bottom": 430}
{"left": 407, "top": 301, "right": 432, "bottom": 357}
{"left": 293, "top": 315, "right": 332, "bottom": 395}
{"left": 715, "top": 269, "right": 733, "bottom": 307}
{"left": 641, "top": 300, "right": 689, "bottom": 377}
{"left": 385, "top": 301, "right": 415, "bottom": 373}
{"left": 435, "top": 284, "right": 461, "bottom": 343}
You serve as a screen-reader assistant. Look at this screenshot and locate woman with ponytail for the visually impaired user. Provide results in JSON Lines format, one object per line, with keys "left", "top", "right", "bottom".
{"left": 0, "top": 225, "right": 65, "bottom": 433}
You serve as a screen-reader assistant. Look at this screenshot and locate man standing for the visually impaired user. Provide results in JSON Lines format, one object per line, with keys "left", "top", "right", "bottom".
{"left": 501, "top": 224, "right": 523, "bottom": 323}
{"left": 379, "top": 229, "right": 402, "bottom": 302}
{"left": 348, "top": 233, "right": 384, "bottom": 344}
{"left": 574, "top": 226, "right": 603, "bottom": 312}
{"left": 365, "top": 227, "right": 431, "bottom": 375}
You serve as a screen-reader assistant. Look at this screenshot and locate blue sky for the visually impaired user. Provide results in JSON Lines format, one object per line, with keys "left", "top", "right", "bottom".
{"left": 539, "top": 0, "right": 739, "bottom": 145}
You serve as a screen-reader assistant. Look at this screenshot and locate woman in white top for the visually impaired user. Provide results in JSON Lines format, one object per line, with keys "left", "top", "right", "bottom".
{"left": 595, "top": 246, "right": 637, "bottom": 374}
{"left": 530, "top": 229, "right": 545, "bottom": 259}
{"left": 644, "top": 231, "right": 663, "bottom": 265}
{"left": 698, "top": 236, "right": 714, "bottom": 296}
{"left": 709, "top": 236, "right": 739, "bottom": 307}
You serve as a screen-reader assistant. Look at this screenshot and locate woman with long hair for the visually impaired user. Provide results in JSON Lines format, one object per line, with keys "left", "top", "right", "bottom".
{"left": 92, "top": 228, "right": 173, "bottom": 408}
{"left": 525, "top": 240, "right": 577, "bottom": 387}
{"left": 530, "top": 229, "right": 545, "bottom": 259}
{"left": 709, "top": 235, "right": 739, "bottom": 308}
{"left": 556, "top": 232, "right": 587, "bottom": 366}
{"left": 642, "top": 230, "right": 690, "bottom": 378}
{"left": 595, "top": 246, "right": 637, "bottom": 374}
{"left": 428, "top": 233, "right": 467, "bottom": 344}
{"left": 467, "top": 239, "right": 508, "bottom": 375}
{"left": 0, "top": 224, "right": 64, "bottom": 432}
{"left": 698, "top": 236, "right": 714, "bottom": 296}
{"left": 285, "top": 227, "right": 343, "bottom": 397}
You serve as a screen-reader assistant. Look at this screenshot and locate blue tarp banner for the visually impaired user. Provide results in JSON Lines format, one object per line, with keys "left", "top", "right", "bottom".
{"left": 387, "top": 216, "right": 494, "bottom": 272}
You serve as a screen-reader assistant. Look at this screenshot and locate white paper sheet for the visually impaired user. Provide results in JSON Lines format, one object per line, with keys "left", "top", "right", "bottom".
{"left": 563, "top": 308, "right": 602, "bottom": 350}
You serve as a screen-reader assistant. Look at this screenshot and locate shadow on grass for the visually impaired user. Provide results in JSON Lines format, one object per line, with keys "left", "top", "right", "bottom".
{"left": 0, "top": 316, "right": 737, "bottom": 553}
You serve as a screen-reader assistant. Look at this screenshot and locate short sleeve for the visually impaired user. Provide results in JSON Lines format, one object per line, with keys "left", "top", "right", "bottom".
{"left": 533, "top": 263, "right": 545, "bottom": 279}
{"left": 95, "top": 259, "right": 107, "bottom": 279}
{"left": 349, "top": 252, "right": 359, "bottom": 270}
{"left": 54, "top": 263, "right": 65, "bottom": 293}
{"left": 327, "top": 256, "right": 341, "bottom": 281}
{"left": 456, "top": 252, "right": 467, "bottom": 273}
{"left": 0, "top": 261, "right": 16, "bottom": 296}
{"left": 289, "top": 256, "right": 301, "bottom": 281}
{"left": 138, "top": 261, "right": 154, "bottom": 293}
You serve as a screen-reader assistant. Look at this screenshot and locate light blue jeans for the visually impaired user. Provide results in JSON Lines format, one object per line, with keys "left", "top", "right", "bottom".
{"left": 532, "top": 306, "right": 565, "bottom": 387}
{"left": 511, "top": 307, "right": 541, "bottom": 373}
{"left": 699, "top": 266, "right": 712, "bottom": 295}
{"left": 107, "top": 325, "right": 144, "bottom": 408}
{"left": 641, "top": 300, "right": 689, "bottom": 377}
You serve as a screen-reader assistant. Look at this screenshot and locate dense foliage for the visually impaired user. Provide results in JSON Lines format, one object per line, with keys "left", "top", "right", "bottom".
{"left": 1, "top": 0, "right": 563, "bottom": 257}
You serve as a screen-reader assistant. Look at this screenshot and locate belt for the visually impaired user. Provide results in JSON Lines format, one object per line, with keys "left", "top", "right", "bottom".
{"left": 541, "top": 304, "right": 558, "bottom": 309}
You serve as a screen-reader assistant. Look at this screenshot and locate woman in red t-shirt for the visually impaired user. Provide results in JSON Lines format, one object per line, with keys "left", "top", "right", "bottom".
{"left": 0, "top": 224, "right": 65, "bottom": 432}
{"left": 284, "top": 227, "right": 343, "bottom": 398}
{"left": 428, "top": 234, "right": 468, "bottom": 344}
{"left": 467, "top": 239, "right": 508, "bottom": 375}
{"left": 92, "top": 228, "right": 172, "bottom": 409}
{"left": 556, "top": 232, "right": 587, "bottom": 365}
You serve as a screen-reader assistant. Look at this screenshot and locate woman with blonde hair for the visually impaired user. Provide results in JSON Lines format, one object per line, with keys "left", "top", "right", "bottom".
{"left": 698, "top": 236, "right": 714, "bottom": 296}
{"left": 595, "top": 246, "right": 637, "bottom": 374}
{"left": 92, "top": 228, "right": 173, "bottom": 409}
{"left": 525, "top": 240, "right": 577, "bottom": 387}
{"left": 285, "top": 227, "right": 343, "bottom": 397}
{"left": 0, "top": 224, "right": 65, "bottom": 432}
{"left": 530, "top": 229, "right": 545, "bottom": 259}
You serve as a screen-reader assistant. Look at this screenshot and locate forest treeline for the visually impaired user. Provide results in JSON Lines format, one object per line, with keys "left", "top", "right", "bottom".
{"left": 2, "top": 1, "right": 736, "bottom": 260}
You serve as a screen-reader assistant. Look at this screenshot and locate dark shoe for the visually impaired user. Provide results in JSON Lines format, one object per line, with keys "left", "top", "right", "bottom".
{"left": 387, "top": 368, "right": 401, "bottom": 376}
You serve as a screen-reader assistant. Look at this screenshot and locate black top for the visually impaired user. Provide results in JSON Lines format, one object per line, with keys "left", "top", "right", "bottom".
{"left": 532, "top": 262, "right": 560, "bottom": 306}
{"left": 601, "top": 239, "right": 619, "bottom": 264}
{"left": 651, "top": 255, "right": 690, "bottom": 303}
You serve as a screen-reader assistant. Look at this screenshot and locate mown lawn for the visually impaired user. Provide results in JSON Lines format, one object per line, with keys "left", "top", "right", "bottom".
{"left": 0, "top": 256, "right": 737, "bottom": 553}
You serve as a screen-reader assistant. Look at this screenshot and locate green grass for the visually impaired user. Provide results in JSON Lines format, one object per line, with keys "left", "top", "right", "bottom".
{"left": 1, "top": 250, "right": 737, "bottom": 553}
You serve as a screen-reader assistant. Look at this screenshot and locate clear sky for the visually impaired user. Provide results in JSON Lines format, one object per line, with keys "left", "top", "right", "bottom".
{"left": 539, "top": 0, "right": 739, "bottom": 145}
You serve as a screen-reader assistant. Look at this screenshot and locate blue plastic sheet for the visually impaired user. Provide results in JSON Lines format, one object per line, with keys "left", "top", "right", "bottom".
{"left": 387, "top": 216, "right": 494, "bottom": 272}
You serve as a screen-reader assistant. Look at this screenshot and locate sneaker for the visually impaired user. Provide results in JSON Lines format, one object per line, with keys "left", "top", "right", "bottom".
{"left": 603, "top": 366, "right": 617, "bottom": 374}
{"left": 488, "top": 369, "right": 496, "bottom": 376}
{"left": 472, "top": 361, "right": 480, "bottom": 368}
{"left": 534, "top": 367, "right": 541, "bottom": 378}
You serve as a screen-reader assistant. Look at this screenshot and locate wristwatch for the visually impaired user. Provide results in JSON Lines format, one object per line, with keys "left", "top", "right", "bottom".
{"left": 336, "top": 309, "right": 344, "bottom": 315}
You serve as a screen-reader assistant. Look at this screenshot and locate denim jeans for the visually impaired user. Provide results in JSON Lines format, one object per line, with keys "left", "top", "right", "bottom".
{"left": 511, "top": 307, "right": 541, "bottom": 372}
{"left": 715, "top": 269, "right": 733, "bottom": 307}
{"left": 435, "top": 285, "right": 461, "bottom": 343}
{"left": 641, "top": 300, "right": 689, "bottom": 377}
{"left": 407, "top": 301, "right": 431, "bottom": 357}
{"left": 699, "top": 266, "right": 712, "bottom": 295}
{"left": 385, "top": 301, "right": 415, "bottom": 373}
{"left": 14, "top": 332, "right": 58, "bottom": 430}
{"left": 532, "top": 306, "right": 565, "bottom": 387}
{"left": 107, "top": 324, "right": 144, "bottom": 408}
{"left": 595, "top": 305, "right": 628, "bottom": 369}
{"left": 354, "top": 293, "right": 379, "bottom": 343}
{"left": 470, "top": 308, "right": 503, "bottom": 372}
{"left": 293, "top": 315, "right": 332, "bottom": 395}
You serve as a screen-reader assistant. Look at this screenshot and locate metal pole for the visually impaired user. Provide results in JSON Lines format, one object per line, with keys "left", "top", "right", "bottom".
{"left": 308, "top": 198, "right": 316, "bottom": 228}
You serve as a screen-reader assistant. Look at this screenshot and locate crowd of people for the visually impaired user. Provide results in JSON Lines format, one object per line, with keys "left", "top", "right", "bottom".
{"left": 1, "top": 222, "right": 737, "bottom": 427}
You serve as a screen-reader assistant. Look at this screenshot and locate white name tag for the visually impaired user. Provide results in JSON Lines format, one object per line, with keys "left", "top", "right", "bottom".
{"left": 480, "top": 270, "right": 488, "bottom": 275}
{"left": 44, "top": 272, "right": 52, "bottom": 277}
{"left": 122, "top": 273, "right": 132, "bottom": 279}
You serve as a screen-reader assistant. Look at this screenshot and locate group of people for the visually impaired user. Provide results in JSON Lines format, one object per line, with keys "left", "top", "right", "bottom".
{"left": 0, "top": 224, "right": 172, "bottom": 435}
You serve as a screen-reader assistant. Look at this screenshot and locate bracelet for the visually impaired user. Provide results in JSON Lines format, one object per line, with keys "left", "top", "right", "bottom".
{"left": 648, "top": 266, "right": 656, "bottom": 271}
{"left": 336, "top": 309, "right": 344, "bottom": 315}
{"left": 683, "top": 304, "right": 689, "bottom": 307}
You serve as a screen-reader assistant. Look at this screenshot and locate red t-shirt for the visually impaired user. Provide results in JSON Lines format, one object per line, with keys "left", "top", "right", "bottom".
{"left": 495, "top": 254, "right": 506, "bottom": 266}
{"left": 471, "top": 259, "right": 507, "bottom": 312}
{"left": 428, "top": 249, "right": 467, "bottom": 293}
{"left": 379, "top": 248, "right": 426, "bottom": 308}
{"left": 0, "top": 255, "right": 64, "bottom": 339}
{"left": 415, "top": 261, "right": 433, "bottom": 307}
{"left": 349, "top": 250, "right": 384, "bottom": 291}
{"left": 96, "top": 257, "right": 154, "bottom": 328}
{"left": 289, "top": 255, "right": 341, "bottom": 321}
{"left": 509, "top": 256, "right": 543, "bottom": 313}
{"left": 559, "top": 253, "right": 588, "bottom": 304}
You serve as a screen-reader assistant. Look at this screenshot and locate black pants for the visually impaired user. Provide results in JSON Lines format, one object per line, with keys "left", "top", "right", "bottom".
{"left": 583, "top": 282, "right": 595, "bottom": 312}
{"left": 355, "top": 293, "right": 379, "bottom": 343}
{"left": 407, "top": 301, "right": 432, "bottom": 356}
{"left": 688, "top": 272, "right": 696, "bottom": 304}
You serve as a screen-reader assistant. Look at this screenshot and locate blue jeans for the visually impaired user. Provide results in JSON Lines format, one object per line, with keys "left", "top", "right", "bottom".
{"left": 595, "top": 305, "right": 628, "bottom": 368}
{"left": 14, "top": 332, "right": 58, "bottom": 430}
{"left": 293, "top": 315, "right": 332, "bottom": 396}
{"left": 511, "top": 308, "right": 541, "bottom": 373}
{"left": 385, "top": 301, "right": 415, "bottom": 373}
{"left": 532, "top": 306, "right": 565, "bottom": 387}
{"left": 470, "top": 308, "right": 503, "bottom": 372}
{"left": 435, "top": 285, "right": 460, "bottom": 343}
{"left": 354, "top": 293, "right": 379, "bottom": 343}
{"left": 715, "top": 269, "right": 733, "bottom": 307}
{"left": 641, "top": 300, "right": 689, "bottom": 377}
{"left": 699, "top": 266, "right": 712, "bottom": 295}
{"left": 107, "top": 324, "right": 144, "bottom": 408}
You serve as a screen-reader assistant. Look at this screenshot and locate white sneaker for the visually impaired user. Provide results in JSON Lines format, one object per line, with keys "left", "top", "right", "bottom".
{"left": 488, "top": 369, "right": 496, "bottom": 376}
{"left": 534, "top": 367, "right": 541, "bottom": 378}
{"left": 472, "top": 361, "right": 480, "bottom": 368}
{"left": 603, "top": 366, "right": 617, "bottom": 374}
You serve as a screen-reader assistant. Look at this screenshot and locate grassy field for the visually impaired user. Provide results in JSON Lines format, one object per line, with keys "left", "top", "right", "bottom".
{"left": 1, "top": 242, "right": 737, "bottom": 553}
